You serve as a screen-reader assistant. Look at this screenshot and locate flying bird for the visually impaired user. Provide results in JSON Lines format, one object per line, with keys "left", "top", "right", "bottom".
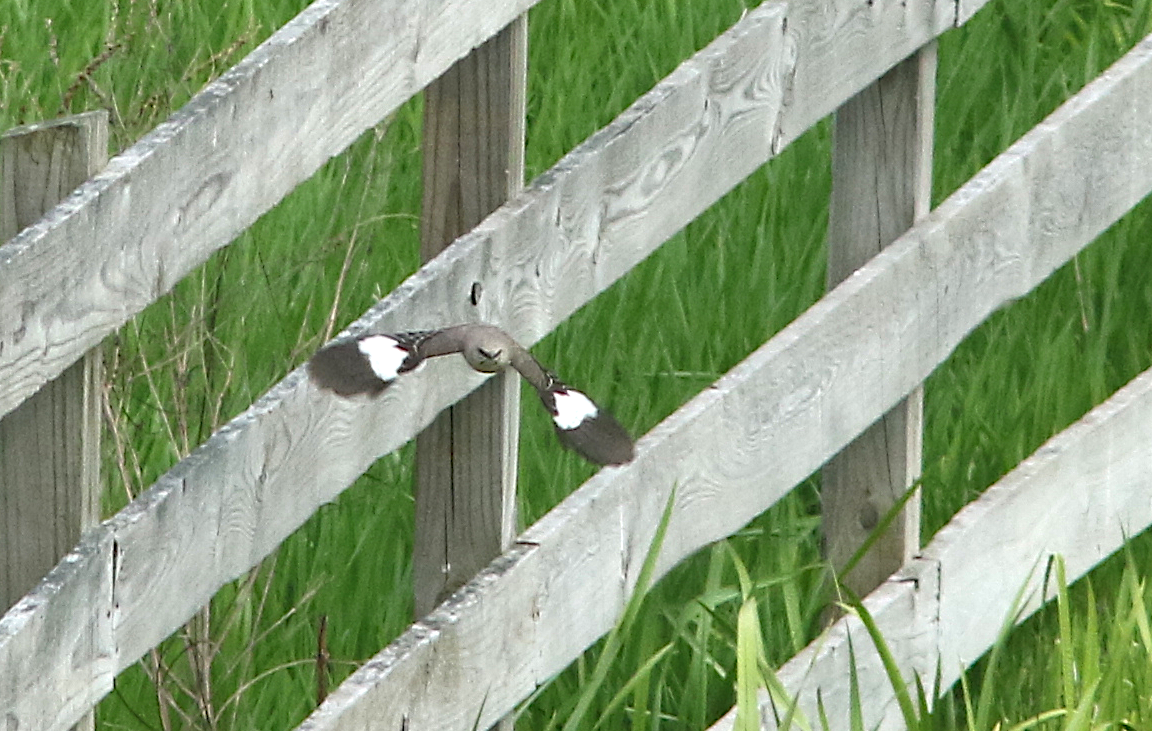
{"left": 308, "top": 324, "right": 635, "bottom": 466}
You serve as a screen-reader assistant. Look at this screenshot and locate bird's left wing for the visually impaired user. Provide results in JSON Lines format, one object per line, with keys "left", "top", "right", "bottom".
{"left": 508, "top": 351, "right": 635, "bottom": 466}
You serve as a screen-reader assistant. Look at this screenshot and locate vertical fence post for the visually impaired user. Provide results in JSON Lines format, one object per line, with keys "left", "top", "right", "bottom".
{"left": 414, "top": 17, "right": 527, "bottom": 621}
{"left": 0, "top": 110, "right": 107, "bottom": 731}
{"left": 822, "top": 46, "right": 936, "bottom": 603}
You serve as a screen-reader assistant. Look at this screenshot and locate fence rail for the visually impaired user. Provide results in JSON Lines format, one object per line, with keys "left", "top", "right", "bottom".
{"left": 297, "top": 33, "right": 1152, "bottom": 729}
{"left": 0, "top": 0, "right": 539, "bottom": 421}
{"left": 712, "top": 360, "right": 1152, "bottom": 730}
{"left": 2, "top": 0, "right": 1149, "bottom": 729}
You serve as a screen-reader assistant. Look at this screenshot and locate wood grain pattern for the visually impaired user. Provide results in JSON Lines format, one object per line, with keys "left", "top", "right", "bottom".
{"left": 0, "top": 0, "right": 542, "bottom": 422}
{"left": 0, "top": 111, "right": 108, "bottom": 242}
{"left": 0, "top": 0, "right": 972, "bottom": 425}
{"left": 295, "top": 33, "right": 1152, "bottom": 731}
{"left": 927, "top": 366, "right": 1152, "bottom": 689}
{"left": 0, "top": 2, "right": 782, "bottom": 723}
{"left": 414, "top": 18, "right": 527, "bottom": 619}
{"left": 707, "top": 364, "right": 1152, "bottom": 731}
{"left": 774, "top": 0, "right": 953, "bottom": 149}
{"left": 822, "top": 47, "right": 935, "bottom": 602}
{"left": 1, "top": 113, "right": 107, "bottom": 649}
{"left": 4, "top": 7, "right": 1148, "bottom": 731}
{"left": 0, "top": 528, "right": 115, "bottom": 731}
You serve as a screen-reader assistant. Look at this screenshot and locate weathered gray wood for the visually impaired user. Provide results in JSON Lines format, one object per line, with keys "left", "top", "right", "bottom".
{"left": 708, "top": 363, "right": 1152, "bottom": 731}
{"left": 95, "top": 0, "right": 794, "bottom": 695}
{"left": 0, "top": 528, "right": 115, "bottom": 731}
{"left": 726, "top": 561, "right": 937, "bottom": 731}
{"left": 927, "top": 368, "right": 1152, "bottom": 690}
{"left": 0, "top": 0, "right": 970, "bottom": 425}
{"left": 414, "top": 17, "right": 527, "bottom": 618}
{"left": 776, "top": 0, "right": 953, "bottom": 148}
{"left": 1, "top": 112, "right": 107, "bottom": 657}
{"left": 958, "top": 0, "right": 994, "bottom": 26}
{"left": 4, "top": 8, "right": 1148, "bottom": 731}
{"left": 822, "top": 47, "right": 935, "bottom": 601}
{"left": 0, "top": 0, "right": 544, "bottom": 422}
{"left": 0, "top": 112, "right": 108, "bottom": 242}
{"left": 293, "top": 34, "right": 1152, "bottom": 731}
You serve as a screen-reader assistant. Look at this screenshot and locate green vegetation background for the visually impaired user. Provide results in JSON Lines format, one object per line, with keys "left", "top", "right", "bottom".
{"left": 2, "top": 0, "right": 1152, "bottom": 728}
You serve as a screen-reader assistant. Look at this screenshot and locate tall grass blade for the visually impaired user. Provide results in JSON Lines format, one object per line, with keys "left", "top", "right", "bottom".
{"left": 1081, "top": 581, "right": 1099, "bottom": 694}
{"left": 593, "top": 642, "right": 674, "bottom": 730}
{"left": 973, "top": 561, "right": 1040, "bottom": 731}
{"left": 561, "top": 487, "right": 676, "bottom": 731}
{"left": 842, "top": 589, "right": 919, "bottom": 729}
{"left": 762, "top": 658, "right": 813, "bottom": 731}
{"left": 846, "top": 632, "right": 865, "bottom": 731}
{"left": 736, "top": 597, "right": 766, "bottom": 731}
{"left": 837, "top": 480, "right": 921, "bottom": 584}
{"left": 1054, "top": 557, "right": 1075, "bottom": 709}
{"left": 1061, "top": 678, "right": 1100, "bottom": 731}
{"left": 1002, "top": 709, "right": 1067, "bottom": 731}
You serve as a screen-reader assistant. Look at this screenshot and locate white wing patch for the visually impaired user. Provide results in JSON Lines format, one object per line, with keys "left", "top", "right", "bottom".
{"left": 552, "top": 389, "right": 598, "bottom": 430}
{"left": 358, "top": 335, "right": 409, "bottom": 382}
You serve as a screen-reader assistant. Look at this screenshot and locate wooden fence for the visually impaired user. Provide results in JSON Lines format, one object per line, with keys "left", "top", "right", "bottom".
{"left": 2, "top": 0, "right": 1152, "bottom": 729}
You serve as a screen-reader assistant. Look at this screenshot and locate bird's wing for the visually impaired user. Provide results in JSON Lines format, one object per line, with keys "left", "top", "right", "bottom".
{"left": 543, "top": 379, "right": 635, "bottom": 466}
{"left": 510, "top": 350, "right": 635, "bottom": 466}
{"left": 309, "top": 324, "right": 635, "bottom": 466}
{"left": 307, "top": 328, "right": 466, "bottom": 396}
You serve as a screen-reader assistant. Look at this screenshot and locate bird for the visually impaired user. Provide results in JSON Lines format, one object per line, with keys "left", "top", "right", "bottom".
{"left": 307, "top": 324, "right": 635, "bottom": 466}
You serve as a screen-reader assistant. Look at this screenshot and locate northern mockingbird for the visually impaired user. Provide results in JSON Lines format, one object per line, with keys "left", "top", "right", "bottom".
{"left": 308, "top": 324, "right": 634, "bottom": 466}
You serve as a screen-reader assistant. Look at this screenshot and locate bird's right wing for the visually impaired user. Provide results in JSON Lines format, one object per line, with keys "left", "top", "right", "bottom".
{"left": 307, "top": 329, "right": 465, "bottom": 396}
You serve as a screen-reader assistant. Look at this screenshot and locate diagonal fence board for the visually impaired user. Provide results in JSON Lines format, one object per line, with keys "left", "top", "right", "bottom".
{"left": 0, "top": 1, "right": 1109, "bottom": 728}
{"left": 724, "top": 562, "right": 937, "bottom": 731}
{"left": 0, "top": 1, "right": 918, "bottom": 721}
{"left": 503, "top": 0, "right": 955, "bottom": 335}
{"left": 0, "top": 0, "right": 542, "bottom": 421}
{"left": 0, "top": 0, "right": 982, "bottom": 424}
{"left": 0, "top": 529, "right": 115, "bottom": 731}
{"left": 107, "top": 0, "right": 797, "bottom": 676}
{"left": 104, "top": 0, "right": 981, "bottom": 676}
{"left": 708, "top": 364, "right": 1152, "bottom": 731}
{"left": 928, "top": 368, "right": 1152, "bottom": 690}
{"left": 295, "top": 33, "right": 1152, "bottom": 731}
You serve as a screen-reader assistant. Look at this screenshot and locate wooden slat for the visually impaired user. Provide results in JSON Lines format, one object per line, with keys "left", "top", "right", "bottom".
{"left": 414, "top": 17, "right": 527, "bottom": 618}
{"left": 101, "top": 3, "right": 803, "bottom": 709}
{"left": 0, "top": 3, "right": 1109, "bottom": 728}
{"left": 777, "top": 0, "right": 952, "bottom": 145}
{"left": 0, "top": 0, "right": 974, "bottom": 424}
{"left": 1, "top": 112, "right": 106, "bottom": 619}
{"left": 707, "top": 363, "right": 1152, "bottom": 731}
{"left": 822, "top": 47, "right": 935, "bottom": 601}
{"left": 0, "top": 529, "right": 115, "bottom": 731}
{"left": 0, "top": 0, "right": 543, "bottom": 422}
{"left": 294, "top": 32, "right": 1152, "bottom": 731}
{"left": 928, "top": 371, "right": 1152, "bottom": 689}
{"left": 0, "top": 112, "right": 108, "bottom": 242}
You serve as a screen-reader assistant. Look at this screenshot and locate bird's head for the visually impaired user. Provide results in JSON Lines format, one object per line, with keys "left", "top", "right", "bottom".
{"left": 464, "top": 344, "right": 509, "bottom": 373}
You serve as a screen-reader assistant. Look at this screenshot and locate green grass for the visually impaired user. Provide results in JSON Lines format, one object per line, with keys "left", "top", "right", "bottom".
{"left": 816, "top": 550, "right": 1152, "bottom": 731}
{"left": 3, "top": 0, "right": 1152, "bottom": 728}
